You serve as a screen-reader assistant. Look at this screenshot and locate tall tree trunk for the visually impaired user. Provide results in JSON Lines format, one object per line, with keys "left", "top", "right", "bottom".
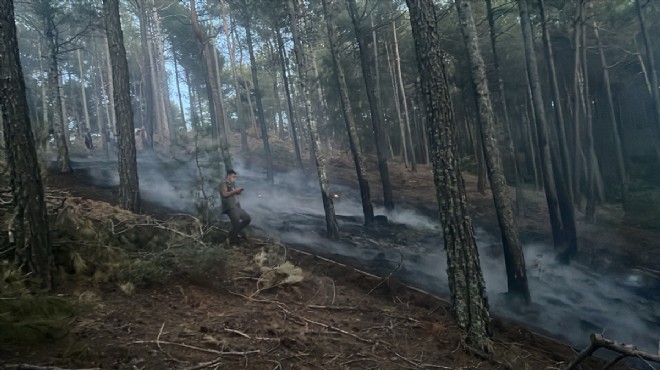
{"left": 571, "top": 10, "right": 586, "bottom": 205}
{"left": 275, "top": 27, "right": 303, "bottom": 170}
{"left": 76, "top": 48, "right": 91, "bottom": 132}
{"left": 455, "top": 0, "right": 530, "bottom": 302}
{"left": 415, "top": 77, "right": 430, "bottom": 164}
{"left": 393, "top": 22, "right": 416, "bottom": 172}
{"left": 37, "top": 40, "right": 50, "bottom": 155}
{"left": 185, "top": 69, "right": 199, "bottom": 133}
{"left": 172, "top": 52, "right": 187, "bottom": 134}
{"left": 538, "top": 0, "right": 573, "bottom": 204}
{"left": 151, "top": 3, "right": 172, "bottom": 145}
{"left": 371, "top": 15, "right": 387, "bottom": 159}
{"left": 92, "top": 50, "right": 109, "bottom": 158}
{"left": 243, "top": 80, "right": 257, "bottom": 135}
{"left": 60, "top": 72, "right": 71, "bottom": 143}
{"left": 486, "top": 0, "right": 523, "bottom": 212}
{"left": 406, "top": 0, "right": 492, "bottom": 352}
{"left": 139, "top": 0, "right": 155, "bottom": 147}
{"left": 212, "top": 37, "right": 229, "bottom": 144}
{"left": 1, "top": 0, "right": 53, "bottom": 289}
{"left": 189, "top": 0, "right": 232, "bottom": 170}
{"left": 322, "top": 0, "right": 375, "bottom": 226}
{"left": 385, "top": 42, "right": 407, "bottom": 165}
{"left": 636, "top": 0, "right": 660, "bottom": 147}
{"left": 103, "top": 34, "right": 117, "bottom": 133}
{"left": 523, "top": 94, "right": 539, "bottom": 189}
{"left": 40, "top": 3, "right": 72, "bottom": 173}
{"left": 580, "top": 5, "right": 598, "bottom": 222}
{"left": 237, "top": 25, "right": 257, "bottom": 138}
{"left": 311, "top": 51, "right": 329, "bottom": 131}
{"left": 103, "top": 0, "right": 141, "bottom": 213}
{"left": 346, "top": 0, "right": 394, "bottom": 210}
{"left": 518, "top": 0, "right": 577, "bottom": 263}
{"left": 245, "top": 21, "right": 274, "bottom": 183}
{"left": 221, "top": 5, "right": 248, "bottom": 152}
{"left": 593, "top": 24, "right": 627, "bottom": 205}
{"left": 269, "top": 40, "right": 285, "bottom": 138}
{"left": 485, "top": 0, "right": 512, "bottom": 145}
{"left": 289, "top": 0, "right": 339, "bottom": 239}
{"left": 475, "top": 123, "right": 487, "bottom": 194}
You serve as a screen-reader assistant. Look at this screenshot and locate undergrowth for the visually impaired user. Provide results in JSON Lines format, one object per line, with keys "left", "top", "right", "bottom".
{"left": 0, "top": 192, "right": 229, "bottom": 348}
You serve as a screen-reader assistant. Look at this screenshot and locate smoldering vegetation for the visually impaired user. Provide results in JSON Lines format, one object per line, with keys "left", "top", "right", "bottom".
{"left": 71, "top": 152, "right": 660, "bottom": 364}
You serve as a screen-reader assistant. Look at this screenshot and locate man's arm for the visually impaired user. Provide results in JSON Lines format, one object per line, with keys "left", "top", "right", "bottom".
{"left": 220, "top": 182, "right": 242, "bottom": 198}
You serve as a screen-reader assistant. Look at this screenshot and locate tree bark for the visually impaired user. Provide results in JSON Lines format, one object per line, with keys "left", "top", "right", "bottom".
{"left": 76, "top": 49, "right": 91, "bottom": 132}
{"left": 393, "top": 22, "right": 416, "bottom": 172}
{"left": 138, "top": 0, "right": 155, "bottom": 147}
{"left": 571, "top": 8, "right": 586, "bottom": 205}
{"left": 455, "top": 0, "right": 530, "bottom": 302}
{"left": 172, "top": 51, "right": 187, "bottom": 134}
{"left": 636, "top": 0, "right": 660, "bottom": 148}
{"left": 103, "top": 34, "right": 117, "bottom": 133}
{"left": 1, "top": 0, "right": 54, "bottom": 289}
{"left": 346, "top": 0, "right": 394, "bottom": 210}
{"left": 371, "top": 16, "right": 387, "bottom": 159}
{"left": 406, "top": 0, "right": 492, "bottom": 352}
{"left": 289, "top": 0, "right": 339, "bottom": 240}
{"left": 189, "top": 0, "right": 232, "bottom": 171}
{"left": 322, "top": 0, "right": 375, "bottom": 226}
{"left": 269, "top": 41, "right": 285, "bottom": 138}
{"left": 519, "top": 0, "right": 577, "bottom": 263}
{"left": 151, "top": 3, "right": 172, "bottom": 145}
{"left": 37, "top": 40, "right": 49, "bottom": 155}
{"left": 538, "top": 0, "right": 573, "bottom": 204}
{"left": 91, "top": 44, "right": 109, "bottom": 158}
{"left": 221, "top": 6, "right": 248, "bottom": 152}
{"left": 580, "top": 4, "right": 598, "bottom": 222}
{"left": 245, "top": 21, "right": 274, "bottom": 183}
{"left": 593, "top": 24, "right": 627, "bottom": 205}
{"left": 103, "top": 0, "right": 141, "bottom": 213}
{"left": 385, "top": 42, "right": 407, "bottom": 165}
{"left": 39, "top": 1, "right": 71, "bottom": 173}
{"left": 276, "top": 27, "right": 304, "bottom": 170}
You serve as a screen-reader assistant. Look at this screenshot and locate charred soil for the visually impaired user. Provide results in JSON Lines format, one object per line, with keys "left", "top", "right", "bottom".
{"left": 0, "top": 138, "right": 643, "bottom": 370}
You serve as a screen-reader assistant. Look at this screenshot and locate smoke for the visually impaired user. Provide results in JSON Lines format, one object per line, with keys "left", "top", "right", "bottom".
{"left": 72, "top": 153, "right": 659, "bottom": 367}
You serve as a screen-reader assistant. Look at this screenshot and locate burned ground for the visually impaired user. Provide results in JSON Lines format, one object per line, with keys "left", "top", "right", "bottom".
{"left": 1, "top": 137, "right": 654, "bottom": 369}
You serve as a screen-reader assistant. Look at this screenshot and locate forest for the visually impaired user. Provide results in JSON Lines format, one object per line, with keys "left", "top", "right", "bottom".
{"left": 1, "top": 0, "right": 659, "bottom": 369}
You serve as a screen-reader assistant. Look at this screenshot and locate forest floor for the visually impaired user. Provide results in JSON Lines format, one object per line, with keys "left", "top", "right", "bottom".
{"left": 1, "top": 134, "right": 653, "bottom": 370}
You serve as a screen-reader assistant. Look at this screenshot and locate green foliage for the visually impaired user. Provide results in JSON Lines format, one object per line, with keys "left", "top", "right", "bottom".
{"left": 0, "top": 295, "right": 74, "bottom": 345}
{"left": 0, "top": 262, "right": 76, "bottom": 345}
{"left": 127, "top": 243, "right": 227, "bottom": 287}
{"left": 49, "top": 197, "right": 228, "bottom": 287}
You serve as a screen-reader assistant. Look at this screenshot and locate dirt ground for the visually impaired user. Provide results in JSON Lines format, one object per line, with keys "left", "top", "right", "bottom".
{"left": 1, "top": 136, "right": 645, "bottom": 370}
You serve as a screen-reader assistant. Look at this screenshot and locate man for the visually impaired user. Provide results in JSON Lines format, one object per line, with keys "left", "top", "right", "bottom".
{"left": 220, "top": 169, "right": 251, "bottom": 243}
{"left": 84, "top": 130, "right": 94, "bottom": 151}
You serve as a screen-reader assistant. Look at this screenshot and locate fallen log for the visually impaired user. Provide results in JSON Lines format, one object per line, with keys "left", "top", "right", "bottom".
{"left": 565, "top": 333, "right": 660, "bottom": 370}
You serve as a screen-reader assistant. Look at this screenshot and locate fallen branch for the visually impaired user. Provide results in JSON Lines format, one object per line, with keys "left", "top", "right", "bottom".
{"left": 306, "top": 304, "right": 358, "bottom": 310}
{"left": 355, "top": 250, "right": 404, "bottom": 308}
{"left": 565, "top": 333, "right": 660, "bottom": 370}
{"left": 224, "top": 328, "right": 251, "bottom": 339}
{"left": 4, "top": 365, "right": 100, "bottom": 370}
{"left": 278, "top": 306, "right": 373, "bottom": 344}
{"left": 131, "top": 340, "right": 259, "bottom": 356}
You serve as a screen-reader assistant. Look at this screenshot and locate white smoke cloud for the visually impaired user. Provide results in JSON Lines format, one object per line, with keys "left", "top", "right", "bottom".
{"left": 72, "top": 152, "right": 658, "bottom": 368}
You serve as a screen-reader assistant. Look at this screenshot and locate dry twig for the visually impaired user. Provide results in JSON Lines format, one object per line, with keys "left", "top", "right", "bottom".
{"left": 4, "top": 366, "right": 101, "bottom": 370}
{"left": 131, "top": 340, "right": 259, "bottom": 356}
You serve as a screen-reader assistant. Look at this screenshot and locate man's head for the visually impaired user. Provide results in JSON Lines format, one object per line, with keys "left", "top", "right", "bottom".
{"left": 226, "top": 169, "right": 237, "bottom": 182}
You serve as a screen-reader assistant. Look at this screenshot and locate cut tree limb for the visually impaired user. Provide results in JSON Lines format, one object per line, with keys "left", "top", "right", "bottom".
{"left": 565, "top": 333, "right": 660, "bottom": 370}
{"left": 5, "top": 366, "right": 101, "bottom": 370}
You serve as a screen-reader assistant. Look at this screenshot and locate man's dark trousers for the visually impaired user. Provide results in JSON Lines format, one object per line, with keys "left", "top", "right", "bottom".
{"left": 227, "top": 208, "right": 251, "bottom": 240}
